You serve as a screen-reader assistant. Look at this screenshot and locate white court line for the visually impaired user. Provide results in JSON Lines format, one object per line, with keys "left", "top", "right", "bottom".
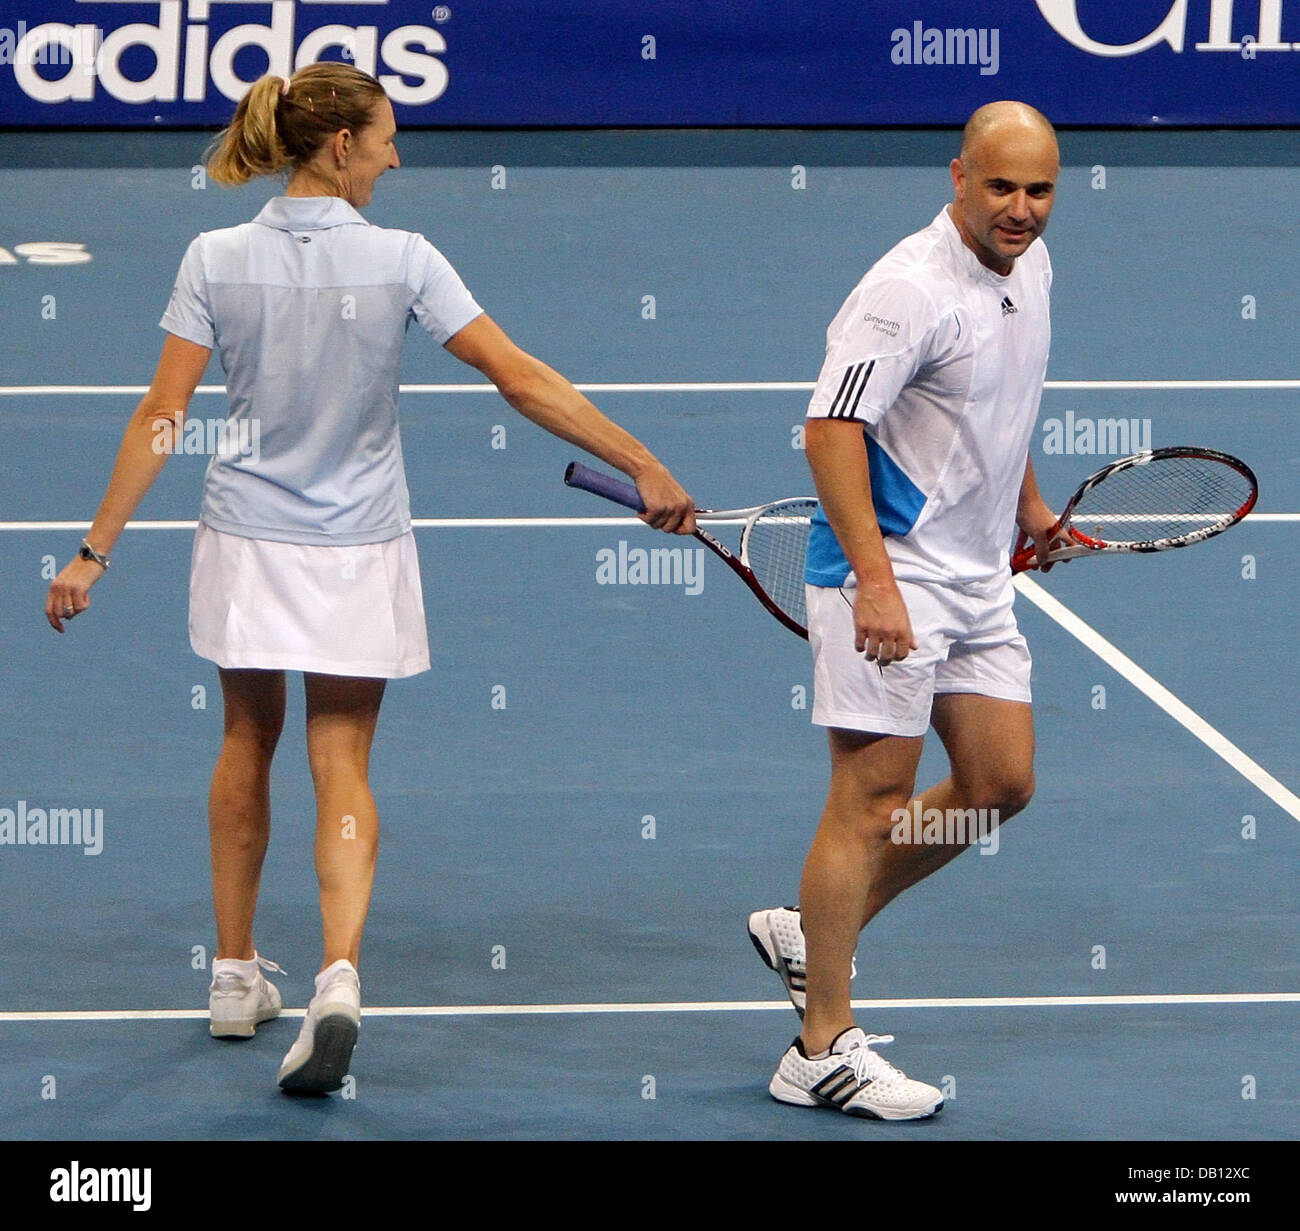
{"left": 1044, "top": 380, "right": 1300, "bottom": 391}
{"left": 1014, "top": 574, "right": 1300, "bottom": 822}
{"left": 0, "top": 517, "right": 745, "bottom": 531}
{"left": 3, "top": 383, "right": 812, "bottom": 396}
{"left": 3, "top": 991, "right": 1298, "bottom": 1024}
{"left": 0, "top": 518, "right": 659, "bottom": 531}
{"left": 2, "top": 513, "right": 1297, "bottom": 532}
{"left": 3, "top": 378, "right": 1300, "bottom": 396}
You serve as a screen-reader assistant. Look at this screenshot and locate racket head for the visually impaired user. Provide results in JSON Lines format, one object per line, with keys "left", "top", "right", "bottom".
{"left": 1011, "top": 447, "right": 1258, "bottom": 572}
{"left": 737, "top": 498, "right": 817, "bottom": 634}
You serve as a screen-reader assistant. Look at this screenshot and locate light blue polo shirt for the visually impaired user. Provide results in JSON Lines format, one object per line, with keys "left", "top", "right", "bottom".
{"left": 160, "top": 196, "right": 483, "bottom": 545}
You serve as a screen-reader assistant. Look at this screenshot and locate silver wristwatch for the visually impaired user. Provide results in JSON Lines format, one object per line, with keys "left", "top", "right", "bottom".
{"left": 79, "top": 539, "right": 110, "bottom": 569}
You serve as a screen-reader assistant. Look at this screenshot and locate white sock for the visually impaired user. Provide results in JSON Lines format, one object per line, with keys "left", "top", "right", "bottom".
{"left": 315, "top": 959, "right": 358, "bottom": 995}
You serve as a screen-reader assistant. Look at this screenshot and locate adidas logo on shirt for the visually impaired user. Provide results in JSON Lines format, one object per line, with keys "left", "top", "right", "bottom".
{"left": 828, "top": 359, "right": 875, "bottom": 419}
{"left": 1001, "top": 295, "right": 1017, "bottom": 316}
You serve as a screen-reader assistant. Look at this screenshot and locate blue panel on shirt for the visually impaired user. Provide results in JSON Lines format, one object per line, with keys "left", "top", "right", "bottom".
{"left": 804, "top": 433, "right": 928, "bottom": 586}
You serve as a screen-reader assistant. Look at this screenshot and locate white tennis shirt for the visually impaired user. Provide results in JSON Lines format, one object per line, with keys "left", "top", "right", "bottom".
{"left": 805, "top": 206, "right": 1051, "bottom": 597}
{"left": 160, "top": 196, "right": 483, "bottom": 545}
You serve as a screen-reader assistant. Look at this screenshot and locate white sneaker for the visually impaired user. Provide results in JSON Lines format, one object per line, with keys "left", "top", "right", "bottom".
{"left": 208, "top": 953, "right": 285, "bottom": 1038}
{"left": 769, "top": 1027, "right": 944, "bottom": 1121}
{"left": 277, "top": 959, "right": 361, "bottom": 1094}
{"left": 747, "top": 906, "right": 856, "bottom": 1018}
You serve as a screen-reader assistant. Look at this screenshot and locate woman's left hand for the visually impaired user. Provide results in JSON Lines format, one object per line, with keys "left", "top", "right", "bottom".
{"left": 46, "top": 557, "right": 106, "bottom": 633}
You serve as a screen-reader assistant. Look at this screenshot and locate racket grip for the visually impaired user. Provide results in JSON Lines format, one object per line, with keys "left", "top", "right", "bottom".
{"left": 1009, "top": 543, "right": 1038, "bottom": 574}
{"left": 564, "top": 461, "right": 646, "bottom": 513}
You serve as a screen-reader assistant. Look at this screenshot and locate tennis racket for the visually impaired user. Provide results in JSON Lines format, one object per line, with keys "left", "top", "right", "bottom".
{"left": 564, "top": 461, "right": 815, "bottom": 638}
{"left": 1010, "top": 446, "right": 1259, "bottom": 573}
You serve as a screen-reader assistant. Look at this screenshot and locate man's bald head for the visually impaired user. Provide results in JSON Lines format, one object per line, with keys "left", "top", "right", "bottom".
{"left": 960, "top": 101, "right": 1057, "bottom": 167}
{"left": 949, "top": 101, "right": 1059, "bottom": 275}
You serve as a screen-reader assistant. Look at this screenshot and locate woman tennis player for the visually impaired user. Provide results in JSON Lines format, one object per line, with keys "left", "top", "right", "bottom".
{"left": 44, "top": 63, "right": 695, "bottom": 1094}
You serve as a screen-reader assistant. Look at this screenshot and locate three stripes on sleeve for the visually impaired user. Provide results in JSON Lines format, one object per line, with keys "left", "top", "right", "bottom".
{"left": 827, "top": 360, "right": 876, "bottom": 420}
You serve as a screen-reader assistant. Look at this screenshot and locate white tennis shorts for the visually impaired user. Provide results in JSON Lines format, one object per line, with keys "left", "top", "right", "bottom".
{"left": 189, "top": 523, "right": 431, "bottom": 679}
{"left": 807, "top": 575, "right": 1031, "bottom": 737}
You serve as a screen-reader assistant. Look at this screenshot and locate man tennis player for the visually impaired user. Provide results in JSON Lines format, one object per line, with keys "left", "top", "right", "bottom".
{"left": 44, "top": 63, "right": 694, "bottom": 1095}
{"left": 748, "top": 101, "right": 1064, "bottom": 1119}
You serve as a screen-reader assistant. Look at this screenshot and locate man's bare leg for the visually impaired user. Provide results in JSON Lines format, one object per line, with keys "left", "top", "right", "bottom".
{"left": 799, "top": 696, "right": 1035, "bottom": 1053}
{"left": 860, "top": 694, "right": 1035, "bottom": 926}
{"left": 798, "top": 729, "right": 923, "bottom": 1054}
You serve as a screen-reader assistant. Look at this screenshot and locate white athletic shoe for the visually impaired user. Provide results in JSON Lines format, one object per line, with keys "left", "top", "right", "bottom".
{"left": 277, "top": 959, "right": 361, "bottom": 1094}
{"left": 208, "top": 953, "right": 285, "bottom": 1038}
{"left": 747, "top": 907, "right": 855, "bottom": 1018}
{"left": 769, "top": 1027, "right": 944, "bottom": 1121}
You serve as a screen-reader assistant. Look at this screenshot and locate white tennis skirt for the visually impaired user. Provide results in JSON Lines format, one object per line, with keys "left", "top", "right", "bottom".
{"left": 189, "top": 523, "right": 431, "bottom": 679}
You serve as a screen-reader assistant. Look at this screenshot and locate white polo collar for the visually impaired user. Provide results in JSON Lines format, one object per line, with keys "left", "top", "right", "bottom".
{"left": 252, "top": 196, "right": 369, "bottom": 232}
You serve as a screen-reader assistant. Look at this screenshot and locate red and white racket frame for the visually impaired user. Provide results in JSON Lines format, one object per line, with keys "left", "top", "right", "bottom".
{"left": 1010, "top": 447, "right": 1259, "bottom": 574}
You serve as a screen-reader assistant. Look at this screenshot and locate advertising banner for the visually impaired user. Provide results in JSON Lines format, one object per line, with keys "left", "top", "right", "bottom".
{"left": 1, "top": 2, "right": 1297, "bottom": 128}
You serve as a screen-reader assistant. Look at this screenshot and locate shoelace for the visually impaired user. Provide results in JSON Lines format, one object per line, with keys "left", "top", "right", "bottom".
{"left": 846, "top": 1034, "right": 905, "bottom": 1086}
{"left": 212, "top": 954, "right": 286, "bottom": 992}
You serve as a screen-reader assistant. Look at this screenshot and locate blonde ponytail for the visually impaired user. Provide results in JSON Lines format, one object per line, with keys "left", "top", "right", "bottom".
{"left": 206, "top": 75, "right": 291, "bottom": 187}
{"left": 206, "top": 65, "right": 387, "bottom": 188}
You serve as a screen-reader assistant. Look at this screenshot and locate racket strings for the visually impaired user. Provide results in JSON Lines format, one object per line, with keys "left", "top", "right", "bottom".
{"left": 1069, "top": 457, "right": 1255, "bottom": 543}
{"left": 740, "top": 500, "right": 818, "bottom": 625}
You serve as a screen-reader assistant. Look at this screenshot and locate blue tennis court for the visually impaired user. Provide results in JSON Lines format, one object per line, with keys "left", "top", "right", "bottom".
{"left": 0, "top": 128, "right": 1296, "bottom": 1163}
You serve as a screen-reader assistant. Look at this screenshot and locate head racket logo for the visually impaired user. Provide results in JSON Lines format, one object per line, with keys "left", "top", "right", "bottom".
{"left": 6, "top": 1, "right": 449, "bottom": 108}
